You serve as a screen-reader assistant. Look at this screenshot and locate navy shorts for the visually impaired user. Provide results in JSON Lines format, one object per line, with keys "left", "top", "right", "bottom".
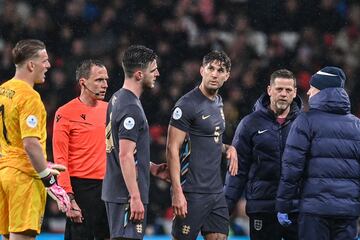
{"left": 105, "top": 202, "right": 147, "bottom": 239}
{"left": 172, "top": 192, "right": 229, "bottom": 240}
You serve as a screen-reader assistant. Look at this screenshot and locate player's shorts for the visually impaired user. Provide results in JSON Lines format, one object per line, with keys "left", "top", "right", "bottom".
{"left": 64, "top": 177, "right": 109, "bottom": 240}
{"left": 172, "top": 192, "right": 229, "bottom": 240}
{"left": 0, "top": 167, "right": 46, "bottom": 235}
{"left": 105, "top": 201, "right": 147, "bottom": 240}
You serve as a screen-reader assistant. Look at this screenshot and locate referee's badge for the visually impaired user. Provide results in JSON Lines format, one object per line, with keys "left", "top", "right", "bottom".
{"left": 254, "top": 219, "right": 262, "bottom": 231}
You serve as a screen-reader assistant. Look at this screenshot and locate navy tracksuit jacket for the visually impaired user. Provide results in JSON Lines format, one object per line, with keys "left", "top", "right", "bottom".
{"left": 225, "top": 93, "right": 302, "bottom": 215}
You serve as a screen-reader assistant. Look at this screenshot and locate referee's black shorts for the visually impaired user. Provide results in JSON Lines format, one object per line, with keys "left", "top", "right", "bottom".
{"left": 65, "top": 177, "right": 109, "bottom": 240}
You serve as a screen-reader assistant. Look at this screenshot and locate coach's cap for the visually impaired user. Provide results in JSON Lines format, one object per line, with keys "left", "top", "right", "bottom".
{"left": 310, "top": 66, "right": 346, "bottom": 90}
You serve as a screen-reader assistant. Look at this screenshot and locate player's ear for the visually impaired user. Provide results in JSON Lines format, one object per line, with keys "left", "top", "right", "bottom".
{"left": 267, "top": 85, "right": 271, "bottom": 96}
{"left": 27, "top": 60, "right": 35, "bottom": 72}
{"left": 224, "top": 71, "right": 230, "bottom": 82}
{"left": 79, "top": 78, "right": 85, "bottom": 87}
{"left": 200, "top": 66, "right": 204, "bottom": 77}
{"left": 134, "top": 70, "right": 143, "bottom": 81}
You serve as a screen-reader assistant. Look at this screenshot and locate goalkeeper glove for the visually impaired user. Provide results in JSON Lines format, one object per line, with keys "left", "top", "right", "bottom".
{"left": 47, "top": 183, "right": 71, "bottom": 212}
{"left": 38, "top": 166, "right": 71, "bottom": 212}
{"left": 38, "top": 162, "right": 67, "bottom": 187}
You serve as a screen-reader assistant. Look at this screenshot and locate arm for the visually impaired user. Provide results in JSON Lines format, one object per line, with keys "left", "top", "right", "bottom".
{"left": 23, "top": 137, "right": 65, "bottom": 176}
{"left": 224, "top": 119, "right": 253, "bottom": 214}
{"left": 119, "top": 138, "right": 144, "bottom": 222}
{"left": 23, "top": 137, "right": 48, "bottom": 173}
{"left": 23, "top": 137, "right": 70, "bottom": 212}
{"left": 222, "top": 144, "right": 238, "bottom": 176}
{"left": 52, "top": 112, "right": 72, "bottom": 193}
{"left": 19, "top": 96, "right": 69, "bottom": 212}
{"left": 276, "top": 115, "right": 310, "bottom": 213}
{"left": 166, "top": 125, "right": 188, "bottom": 218}
{"left": 150, "top": 162, "right": 170, "bottom": 182}
{"left": 52, "top": 111, "right": 83, "bottom": 222}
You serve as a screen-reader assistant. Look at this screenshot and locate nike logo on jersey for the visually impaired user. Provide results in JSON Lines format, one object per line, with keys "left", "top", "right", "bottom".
{"left": 202, "top": 115, "right": 211, "bottom": 120}
{"left": 257, "top": 129, "right": 268, "bottom": 134}
{"left": 80, "top": 114, "right": 86, "bottom": 120}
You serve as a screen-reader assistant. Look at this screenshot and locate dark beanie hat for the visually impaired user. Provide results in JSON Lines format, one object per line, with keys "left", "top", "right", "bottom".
{"left": 309, "top": 66, "right": 346, "bottom": 90}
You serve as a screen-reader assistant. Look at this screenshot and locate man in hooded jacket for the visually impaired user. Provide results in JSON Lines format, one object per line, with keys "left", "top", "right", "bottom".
{"left": 276, "top": 66, "right": 360, "bottom": 240}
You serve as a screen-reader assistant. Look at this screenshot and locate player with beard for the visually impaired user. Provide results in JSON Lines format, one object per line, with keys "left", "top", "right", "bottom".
{"left": 102, "top": 45, "right": 168, "bottom": 240}
{"left": 225, "top": 69, "right": 302, "bottom": 240}
{"left": 167, "top": 50, "right": 238, "bottom": 240}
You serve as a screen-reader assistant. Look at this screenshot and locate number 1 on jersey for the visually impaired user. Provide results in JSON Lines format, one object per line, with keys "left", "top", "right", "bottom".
{"left": 0, "top": 104, "right": 11, "bottom": 144}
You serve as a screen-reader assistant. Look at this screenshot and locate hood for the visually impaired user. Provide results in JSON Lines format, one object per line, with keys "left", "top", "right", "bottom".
{"left": 253, "top": 93, "right": 302, "bottom": 120}
{"left": 309, "top": 88, "right": 350, "bottom": 114}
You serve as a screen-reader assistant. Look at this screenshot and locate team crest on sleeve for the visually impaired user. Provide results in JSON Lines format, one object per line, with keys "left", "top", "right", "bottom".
{"left": 124, "top": 117, "right": 135, "bottom": 130}
{"left": 26, "top": 115, "right": 38, "bottom": 128}
{"left": 172, "top": 107, "right": 182, "bottom": 120}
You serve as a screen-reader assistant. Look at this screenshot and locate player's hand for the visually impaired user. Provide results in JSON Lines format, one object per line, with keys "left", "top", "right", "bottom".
{"left": 129, "top": 196, "right": 145, "bottom": 222}
{"left": 150, "top": 162, "right": 170, "bottom": 182}
{"left": 47, "top": 162, "right": 67, "bottom": 176}
{"left": 66, "top": 199, "right": 83, "bottom": 223}
{"left": 47, "top": 184, "right": 71, "bottom": 213}
{"left": 226, "top": 145, "right": 238, "bottom": 176}
{"left": 172, "top": 191, "right": 187, "bottom": 218}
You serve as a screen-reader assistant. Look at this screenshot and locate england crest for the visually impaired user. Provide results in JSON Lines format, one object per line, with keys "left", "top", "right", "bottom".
{"left": 182, "top": 225, "right": 191, "bottom": 235}
{"left": 254, "top": 219, "right": 262, "bottom": 231}
{"left": 136, "top": 224, "right": 143, "bottom": 233}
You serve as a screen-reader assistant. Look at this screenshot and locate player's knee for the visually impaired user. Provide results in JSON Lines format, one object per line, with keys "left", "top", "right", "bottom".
{"left": 10, "top": 230, "right": 37, "bottom": 240}
{"left": 204, "top": 232, "right": 227, "bottom": 240}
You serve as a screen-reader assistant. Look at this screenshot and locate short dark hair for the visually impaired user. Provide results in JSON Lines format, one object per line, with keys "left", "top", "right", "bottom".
{"left": 121, "top": 45, "right": 158, "bottom": 77}
{"left": 270, "top": 69, "right": 297, "bottom": 87}
{"left": 12, "top": 39, "right": 46, "bottom": 66}
{"left": 202, "top": 50, "right": 231, "bottom": 72}
{"left": 76, "top": 59, "right": 105, "bottom": 82}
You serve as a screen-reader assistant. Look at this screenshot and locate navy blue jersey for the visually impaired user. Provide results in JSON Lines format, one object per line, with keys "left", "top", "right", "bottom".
{"left": 170, "top": 87, "right": 225, "bottom": 193}
{"left": 102, "top": 88, "right": 150, "bottom": 204}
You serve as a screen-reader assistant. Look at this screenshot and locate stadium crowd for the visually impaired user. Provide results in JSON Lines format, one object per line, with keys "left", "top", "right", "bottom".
{"left": 1, "top": 0, "right": 360, "bottom": 236}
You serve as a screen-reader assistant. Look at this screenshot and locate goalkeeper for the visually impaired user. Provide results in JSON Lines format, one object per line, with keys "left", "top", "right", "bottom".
{"left": 0, "top": 39, "right": 70, "bottom": 240}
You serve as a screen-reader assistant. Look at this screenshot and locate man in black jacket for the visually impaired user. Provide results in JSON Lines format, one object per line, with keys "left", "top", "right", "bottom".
{"left": 225, "top": 69, "right": 301, "bottom": 240}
